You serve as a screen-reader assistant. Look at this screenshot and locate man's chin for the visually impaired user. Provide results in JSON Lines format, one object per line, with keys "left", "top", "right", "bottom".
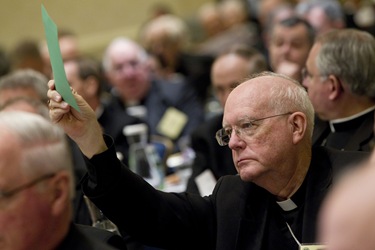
{"left": 238, "top": 169, "right": 258, "bottom": 182}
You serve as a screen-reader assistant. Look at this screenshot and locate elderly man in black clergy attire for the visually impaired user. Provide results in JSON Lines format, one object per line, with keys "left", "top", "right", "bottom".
{"left": 302, "top": 28, "right": 375, "bottom": 152}
{"left": 47, "top": 71, "right": 368, "bottom": 250}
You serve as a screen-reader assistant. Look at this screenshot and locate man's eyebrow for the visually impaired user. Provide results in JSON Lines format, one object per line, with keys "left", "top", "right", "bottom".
{"left": 223, "top": 116, "right": 253, "bottom": 127}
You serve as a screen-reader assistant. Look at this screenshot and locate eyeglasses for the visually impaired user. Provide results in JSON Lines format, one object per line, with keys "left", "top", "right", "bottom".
{"left": 0, "top": 173, "right": 56, "bottom": 200}
{"left": 215, "top": 112, "right": 292, "bottom": 146}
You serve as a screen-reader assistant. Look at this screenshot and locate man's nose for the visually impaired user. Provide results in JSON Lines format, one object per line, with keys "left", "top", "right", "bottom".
{"left": 228, "top": 129, "right": 245, "bottom": 150}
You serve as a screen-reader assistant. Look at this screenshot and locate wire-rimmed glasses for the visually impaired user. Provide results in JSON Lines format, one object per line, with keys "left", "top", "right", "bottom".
{"left": 215, "top": 112, "right": 293, "bottom": 146}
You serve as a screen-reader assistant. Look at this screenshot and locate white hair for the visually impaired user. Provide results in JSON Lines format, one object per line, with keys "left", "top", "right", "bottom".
{"left": 102, "top": 37, "right": 148, "bottom": 73}
{"left": 0, "top": 111, "right": 75, "bottom": 197}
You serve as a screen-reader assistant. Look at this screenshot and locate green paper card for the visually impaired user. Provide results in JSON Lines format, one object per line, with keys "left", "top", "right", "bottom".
{"left": 41, "top": 4, "right": 80, "bottom": 112}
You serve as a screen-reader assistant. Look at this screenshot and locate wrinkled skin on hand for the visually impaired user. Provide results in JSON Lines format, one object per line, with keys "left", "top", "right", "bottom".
{"left": 47, "top": 80, "right": 107, "bottom": 158}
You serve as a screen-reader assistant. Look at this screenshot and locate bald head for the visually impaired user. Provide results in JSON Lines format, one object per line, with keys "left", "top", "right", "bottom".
{"left": 224, "top": 72, "right": 314, "bottom": 137}
{"left": 211, "top": 46, "right": 267, "bottom": 108}
{"left": 221, "top": 72, "right": 314, "bottom": 196}
{"left": 102, "top": 37, "right": 148, "bottom": 73}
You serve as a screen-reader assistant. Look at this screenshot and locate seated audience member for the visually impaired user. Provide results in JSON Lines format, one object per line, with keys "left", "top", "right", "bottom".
{"left": 303, "top": 28, "right": 375, "bottom": 151}
{"left": 40, "top": 28, "right": 80, "bottom": 78}
{"left": 296, "top": 0, "right": 346, "bottom": 35}
{"left": 0, "top": 70, "right": 83, "bottom": 174}
{"left": 0, "top": 96, "right": 49, "bottom": 117}
{"left": 263, "top": 2, "right": 295, "bottom": 30}
{"left": 9, "top": 39, "right": 45, "bottom": 75}
{"left": 195, "top": 0, "right": 261, "bottom": 59}
{"left": 257, "top": 0, "right": 294, "bottom": 29}
{"left": 0, "top": 111, "right": 126, "bottom": 250}
{"left": 258, "top": 2, "right": 295, "bottom": 63}
{"left": 64, "top": 56, "right": 144, "bottom": 165}
{"left": 186, "top": 46, "right": 268, "bottom": 195}
{"left": 0, "top": 70, "right": 76, "bottom": 171}
{"left": 267, "top": 16, "right": 315, "bottom": 82}
{"left": 318, "top": 145, "right": 375, "bottom": 250}
{"left": 102, "top": 37, "right": 205, "bottom": 152}
{"left": 47, "top": 71, "right": 369, "bottom": 250}
{"left": 195, "top": 2, "right": 225, "bottom": 43}
{"left": 139, "top": 13, "right": 213, "bottom": 104}
{"left": 0, "top": 70, "right": 91, "bottom": 225}
{"left": 0, "top": 69, "right": 49, "bottom": 106}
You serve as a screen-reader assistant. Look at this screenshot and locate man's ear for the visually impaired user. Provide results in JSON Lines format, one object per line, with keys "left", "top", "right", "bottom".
{"left": 328, "top": 75, "right": 343, "bottom": 100}
{"left": 289, "top": 112, "right": 307, "bottom": 145}
{"left": 49, "top": 172, "right": 71, "bottom": 216}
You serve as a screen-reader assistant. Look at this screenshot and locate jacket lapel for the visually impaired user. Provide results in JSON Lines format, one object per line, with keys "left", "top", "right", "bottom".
{"left": 344, "top": 113, "right": 374, "bottom": 151}
{"left": 301, "top": 147, "right": 333, "bottom": 243}
{"left": 235, "top": 184, "right": 270, "bottom": 250}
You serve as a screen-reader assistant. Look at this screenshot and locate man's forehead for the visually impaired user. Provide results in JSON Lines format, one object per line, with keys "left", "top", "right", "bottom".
{"left": 0, "top": 88, "right": 40, "bottom": 105}
{"left": 224, "top": 75, "right": 287, "bottom": 115}
{"left": 223, "top": 103, "right": 262, "bottom": 127}
{"left": 273, "top": 23, "right": 308, "bottom": 38}
{"left": 111, "top": 49, "right": 136, "bottom": 61}
{"left": 0, "top": 129, "right": 19, "bottom": 155}
{"left": 224, "top": 81, "right": 266, "bottom": 114}
{"left": 231, "top": 76, "right": 274, "bottom": 92}
{"left": 110, "top": 42, "right": 138, "bottom": 57}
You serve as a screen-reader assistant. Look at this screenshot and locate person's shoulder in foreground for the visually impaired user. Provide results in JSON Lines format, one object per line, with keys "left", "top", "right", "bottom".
{"left": 318, "top": 144, "right": 375, "bottom": 250}
{"left": 69, "top": 224, "right": 127, "bottom": 250}
{"left": 0, "top": 111, "right": 126, "bottom": 250}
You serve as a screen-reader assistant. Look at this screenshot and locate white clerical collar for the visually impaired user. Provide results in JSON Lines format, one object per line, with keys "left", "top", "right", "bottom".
{"left": 329, "top": 106, "right": 375, "bottom": 132}
{"left": 277, "top": 198, "right": 298, "bottom": 211}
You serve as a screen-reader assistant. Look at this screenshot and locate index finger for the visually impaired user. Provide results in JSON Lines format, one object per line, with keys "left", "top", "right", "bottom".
{"left": 47, "top": 80, "right": 62, "bottom": 103}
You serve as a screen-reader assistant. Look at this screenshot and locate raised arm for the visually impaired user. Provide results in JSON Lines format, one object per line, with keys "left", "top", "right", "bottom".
{"left": 47, "top": 80, "right": 107, "bottom": 158}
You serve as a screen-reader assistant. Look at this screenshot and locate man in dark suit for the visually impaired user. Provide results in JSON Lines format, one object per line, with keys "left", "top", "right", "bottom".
{"left": 101, "top": 37, "right": 205, "bottom": 153}
{"left": 186, "top": 46, "right": 268, "bottom": 195}
{"left": 302, "top": 29, "right": 375, "bottom": 152}
{"left": 48, "top": 72, "right": 369, "bottom": 249}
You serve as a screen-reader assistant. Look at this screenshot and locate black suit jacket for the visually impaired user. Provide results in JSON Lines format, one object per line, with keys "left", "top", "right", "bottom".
{"left": 106, "top": 78, "right": 205, "bottom": 152}
{"left": 312, "top": 113, "right": 374, "bottom": 151}
{"left": 70, "top": 105, "right": 144, "bottom": 226}
{"left": 58, "top": 223, "right": 126, "bottom": 250}
{"left": 82, "top": 137, "right": 368, "bottom": 250}
{"left": 186, "top": 114, "right": 236, "bottom": 194}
